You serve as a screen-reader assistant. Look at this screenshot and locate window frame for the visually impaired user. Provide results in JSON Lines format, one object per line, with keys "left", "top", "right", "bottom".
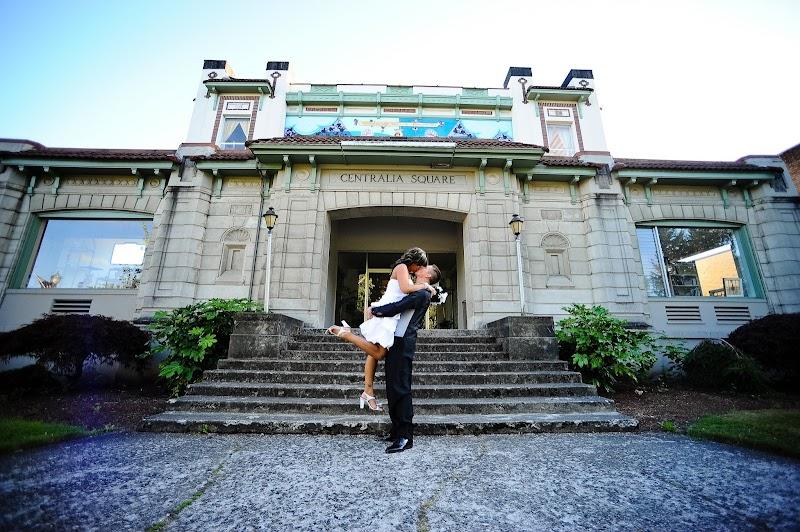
{"left": 10, "top": 210, "right": 153, "bottom": 290}
{"left": 545, "top": 122, "right": 577, "bottom": 156}
{"left": 217, "top": 113, "right": 251, "bottom": 150}
{"left": 635, "top": 220, "right": 765, "bottom": 300}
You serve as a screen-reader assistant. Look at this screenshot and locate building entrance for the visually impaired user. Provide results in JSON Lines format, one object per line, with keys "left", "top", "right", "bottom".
{"left": 327, "top": 214, "right": 463, "bottom": 329}
{"left": 334, "top": 251, "right": 458, "bottom": 329}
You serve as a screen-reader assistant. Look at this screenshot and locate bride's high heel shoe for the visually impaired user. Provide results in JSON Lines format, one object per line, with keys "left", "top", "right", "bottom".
{"left": 360, "top": 391, "right": 383, "bottom": 411}
{"left": 326, "top": 320, "right": 351, "bottom": 337}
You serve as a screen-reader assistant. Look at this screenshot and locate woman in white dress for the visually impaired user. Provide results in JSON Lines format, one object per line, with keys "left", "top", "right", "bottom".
{"left": 327, "top": 247, "right": 435, "bottom": 411}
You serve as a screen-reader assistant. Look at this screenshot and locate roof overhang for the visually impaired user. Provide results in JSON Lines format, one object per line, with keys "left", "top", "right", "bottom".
{"left": 204, "top": 81, "right": 274, "bottom": 97}
{"left": 1, "top": 156, "right": 176, "bottom": 175}
{"left": 286, "top": 91, "right": 513, "bottom": 110}
{"left": 526, "top": 87, "right": 593, "bottom": 103}
{"left": 194, "top": 159, "right": 280, "bottom": 176}
{"left": 613, "top": 167, "right": 777, "bottom": 186}
{"left": 247, "top": 139, "right": 546, "bottom": 169}
{"left": 513, "top": 164, "right": 597, "bottom": 181}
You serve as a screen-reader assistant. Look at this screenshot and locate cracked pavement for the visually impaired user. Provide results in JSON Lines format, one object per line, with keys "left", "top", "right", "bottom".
{"left": 1, "top": 432, "right": 799, "bottom": 531}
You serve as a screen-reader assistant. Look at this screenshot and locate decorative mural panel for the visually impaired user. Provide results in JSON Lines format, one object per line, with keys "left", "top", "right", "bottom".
{"left": 284, "top": 115, "right": 513, "bottom": 140}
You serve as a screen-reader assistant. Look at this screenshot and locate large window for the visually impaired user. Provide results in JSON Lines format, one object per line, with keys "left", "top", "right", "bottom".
{"left": 26, "top": 219, "right": 152, "bottom": 289}
{"left": 636, "top": 225, "right": 759, "bottom": 298}
{"left": 218, "top": 117, "right": 250, "bottom": 150}
{"left": 546, "top": 124, "right": 576, "bottom": 156}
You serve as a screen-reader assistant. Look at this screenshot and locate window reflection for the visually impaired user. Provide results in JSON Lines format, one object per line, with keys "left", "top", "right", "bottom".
{"left": 27, "top": 219, "right": 152, "bottom": 289}
{"left": 637, "top": 226, "right": 755, "bottom": 298}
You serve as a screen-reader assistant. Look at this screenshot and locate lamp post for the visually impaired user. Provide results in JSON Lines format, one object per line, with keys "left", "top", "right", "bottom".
{"left": 263, "top": 207, "right": 278, "bottom": 313}
{"left": 509, "top": 214, "right": 526, "bottom": 315}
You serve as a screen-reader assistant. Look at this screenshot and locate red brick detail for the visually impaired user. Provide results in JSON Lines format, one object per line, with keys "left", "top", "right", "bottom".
{"left": 210, "top": 95, "right": 260, "bottom": 146}
{"left": 780, "top": 144, "right": 800, "bottom": 192}
{"left": 537, "top": 102, "right": 584, "bottom": 153}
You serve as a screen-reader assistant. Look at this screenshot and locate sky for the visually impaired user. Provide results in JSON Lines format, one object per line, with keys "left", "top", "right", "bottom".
{"left": 0, "top": 0, "right": 798, "bottom": 161}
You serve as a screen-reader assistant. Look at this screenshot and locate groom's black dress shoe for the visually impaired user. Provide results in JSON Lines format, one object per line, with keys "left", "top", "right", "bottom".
{"left": 385, "top": 437, "right": 413, "bottom": 454}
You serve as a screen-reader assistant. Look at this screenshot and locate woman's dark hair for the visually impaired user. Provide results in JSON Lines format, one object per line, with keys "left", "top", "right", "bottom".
{"left": 392, "top": 247, "right": 428, "bottom": 269}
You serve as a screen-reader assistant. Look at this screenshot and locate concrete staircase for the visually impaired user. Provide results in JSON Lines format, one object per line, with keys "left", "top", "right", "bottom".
{"left": 140, "top": 314, "right": 637, "bottom": 434}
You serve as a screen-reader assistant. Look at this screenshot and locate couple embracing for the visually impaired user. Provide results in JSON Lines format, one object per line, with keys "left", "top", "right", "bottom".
{"left": 327, "top": 247, "right": 445, "bottom": 454}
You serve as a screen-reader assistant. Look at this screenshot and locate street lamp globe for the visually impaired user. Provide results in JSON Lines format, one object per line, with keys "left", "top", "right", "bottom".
{"left": 263, "top": 207, "right": 278, "bottom": 231}
{"left": 509, "top": 214, "right": 524, "bottom": 236}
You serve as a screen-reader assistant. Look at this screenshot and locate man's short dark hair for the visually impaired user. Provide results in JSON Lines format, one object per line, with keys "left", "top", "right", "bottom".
{"left": 429, "top": 264, "right": 441, "bottom": 284}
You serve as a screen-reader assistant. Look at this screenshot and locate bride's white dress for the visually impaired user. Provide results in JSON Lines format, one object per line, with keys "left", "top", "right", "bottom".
{"left": 359, "top": 278, "right": 405, "bottom": 348}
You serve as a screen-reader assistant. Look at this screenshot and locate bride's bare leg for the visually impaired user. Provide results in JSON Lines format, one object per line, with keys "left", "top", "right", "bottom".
{"left": 363, "top": 356, "right": 379, "bottom": 408}
{"left": 329, "top": 325, "right": 388, "bottom": 360}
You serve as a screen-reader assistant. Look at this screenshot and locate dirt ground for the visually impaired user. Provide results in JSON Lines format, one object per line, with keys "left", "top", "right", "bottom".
{"left": 613, "top": 385, "right": 800, "bottom": 432}
{"left": 0, "top": 387, "right": 170, "bottom": 431}
{"left": 1, "top": 385, "right": 798, "bottom": 433}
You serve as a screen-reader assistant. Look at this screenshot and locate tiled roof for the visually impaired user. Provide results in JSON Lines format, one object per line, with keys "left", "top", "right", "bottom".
{"left": 0, "top": 147, "right": 177, "bottom": 161}
{"left": 203, "top": 78, "right": 269, "bottom": 83}
{"left": 249, "top": 136, "right": 546, "bottom": 150}
{"left": 612, "top": 158, "right": 781, "bottom": 173}
{"left": 527, "top": 85, "right": 593, "bottom": 91}
{"left": 540, "top": 156, "right": 601, "bottom": 168}
{"left": 193, "top": 150, "right": 254, "bottom": 161}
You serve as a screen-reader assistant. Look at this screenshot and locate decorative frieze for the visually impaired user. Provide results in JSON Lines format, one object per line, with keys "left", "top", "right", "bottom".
{"left": 60, "top": 176, "right": 138, "bottom": 187}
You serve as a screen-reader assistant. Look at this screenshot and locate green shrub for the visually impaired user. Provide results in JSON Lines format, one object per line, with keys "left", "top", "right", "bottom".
{"left": 681, "top": 340, "right": 767, "bottom": 393}
{"left": 727, "top": 313, "right": 800, "bottom": 391}
{"left": 660, "top": 420, "right": 677, "bottom": 433}
{"left": 0, "top": 314, "right": 149, "bottom": 381}
{"left": 555, "top": 304, "right": 664, "bottom": 393}
{"left": 145, "top": 298, "right": 261, "bottom": 396}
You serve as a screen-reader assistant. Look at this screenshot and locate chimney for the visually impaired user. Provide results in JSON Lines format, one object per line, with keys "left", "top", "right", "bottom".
{"left": 201, "top": 59, "right": 235, "bottom": 80}
{"left": 503, "top": 66, "right": 532, "bottom": 89}
{"left": 266, "top": 61, "right": 289, "bottom": 72}
{"left": 561, "top": 69, "right": 594, "bottom": 89}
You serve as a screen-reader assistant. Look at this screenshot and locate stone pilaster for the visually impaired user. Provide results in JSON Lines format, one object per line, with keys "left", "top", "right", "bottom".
{"left": 0, "top": 167, "right": 27, "bottom": 301}
{"left": 581, "top": 192, "right": 649, "bottom": 322}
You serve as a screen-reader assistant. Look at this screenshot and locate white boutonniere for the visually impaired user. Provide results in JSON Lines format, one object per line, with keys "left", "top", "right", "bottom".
{"left": 431, "top": 284, "right": 448, "bottom": 305}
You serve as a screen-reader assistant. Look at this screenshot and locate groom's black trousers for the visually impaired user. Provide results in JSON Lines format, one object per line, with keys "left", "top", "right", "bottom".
{"left": 384, "top": 337, "right": 413, "bottom": 440}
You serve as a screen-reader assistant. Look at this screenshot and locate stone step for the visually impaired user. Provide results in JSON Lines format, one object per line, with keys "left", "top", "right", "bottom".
{"left": 139, "top": 411, "right": 638, "bottom": 434}
{"left": 187, "top": 381, "right": 597, "bottom": 399}
{"left": 302, "top": 328, "right": 498, "bottom": 338}
{"left": 217, "top": 359, "right": 570, "bottom": 373}
{"left": 202, "top": 369, "right": 583, "bottom": 385}
{"left": 167, "top": 395, "right": 618, "bottom": 415}
{"left": 293, "top": 333, "right": 498, "bottom": 344}
{"left": 287, "top": 341, "right": 504, "bottom": 352}
{"left": 240, "top": 350, "right": 556, "bottom": 361}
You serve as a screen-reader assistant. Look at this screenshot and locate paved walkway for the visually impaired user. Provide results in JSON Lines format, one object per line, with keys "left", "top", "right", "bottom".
{"left": 1, "top": 432, "right": 798, "bottom": 531}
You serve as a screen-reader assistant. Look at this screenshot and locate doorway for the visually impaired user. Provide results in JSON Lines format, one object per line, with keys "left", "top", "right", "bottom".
{"left": 334, "top": 251, "right": 458, "bottom": 329}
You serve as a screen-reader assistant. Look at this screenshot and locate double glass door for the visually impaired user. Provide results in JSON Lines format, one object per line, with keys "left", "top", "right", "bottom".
{"left": 334, "top": 252, "right": 457, "bottom": 329}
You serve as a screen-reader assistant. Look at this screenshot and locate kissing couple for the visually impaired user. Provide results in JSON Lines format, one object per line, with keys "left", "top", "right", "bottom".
{"left": 327, "top": 247, "right": 446, "bottom": 453}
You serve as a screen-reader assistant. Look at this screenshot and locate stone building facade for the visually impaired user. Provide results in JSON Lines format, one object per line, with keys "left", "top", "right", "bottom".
{"left": 1, "top": 60, "right": 798, "bottom": 342}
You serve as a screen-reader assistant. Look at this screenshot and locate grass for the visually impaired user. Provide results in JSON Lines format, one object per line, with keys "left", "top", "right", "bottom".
{"left": 0, "top": 418, "right": 87, "bottom": 454}
{"left": 687, "top": 409, "right": 800, "bottom": 459}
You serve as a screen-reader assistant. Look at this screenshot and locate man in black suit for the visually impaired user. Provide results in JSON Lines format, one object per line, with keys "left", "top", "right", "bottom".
{"left": 369, "top": 264, "right": 441, "bottom": 454}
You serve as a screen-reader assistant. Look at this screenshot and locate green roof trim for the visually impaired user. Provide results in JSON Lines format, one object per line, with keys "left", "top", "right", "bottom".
{"left": 527, "top": 87, "right": 593, "bottom": 103}
{"left": 1, "top": 158, "right": 175, "bottom": 171}
{"left": 286, "top": 91, "right": 513, "bottom": 110}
